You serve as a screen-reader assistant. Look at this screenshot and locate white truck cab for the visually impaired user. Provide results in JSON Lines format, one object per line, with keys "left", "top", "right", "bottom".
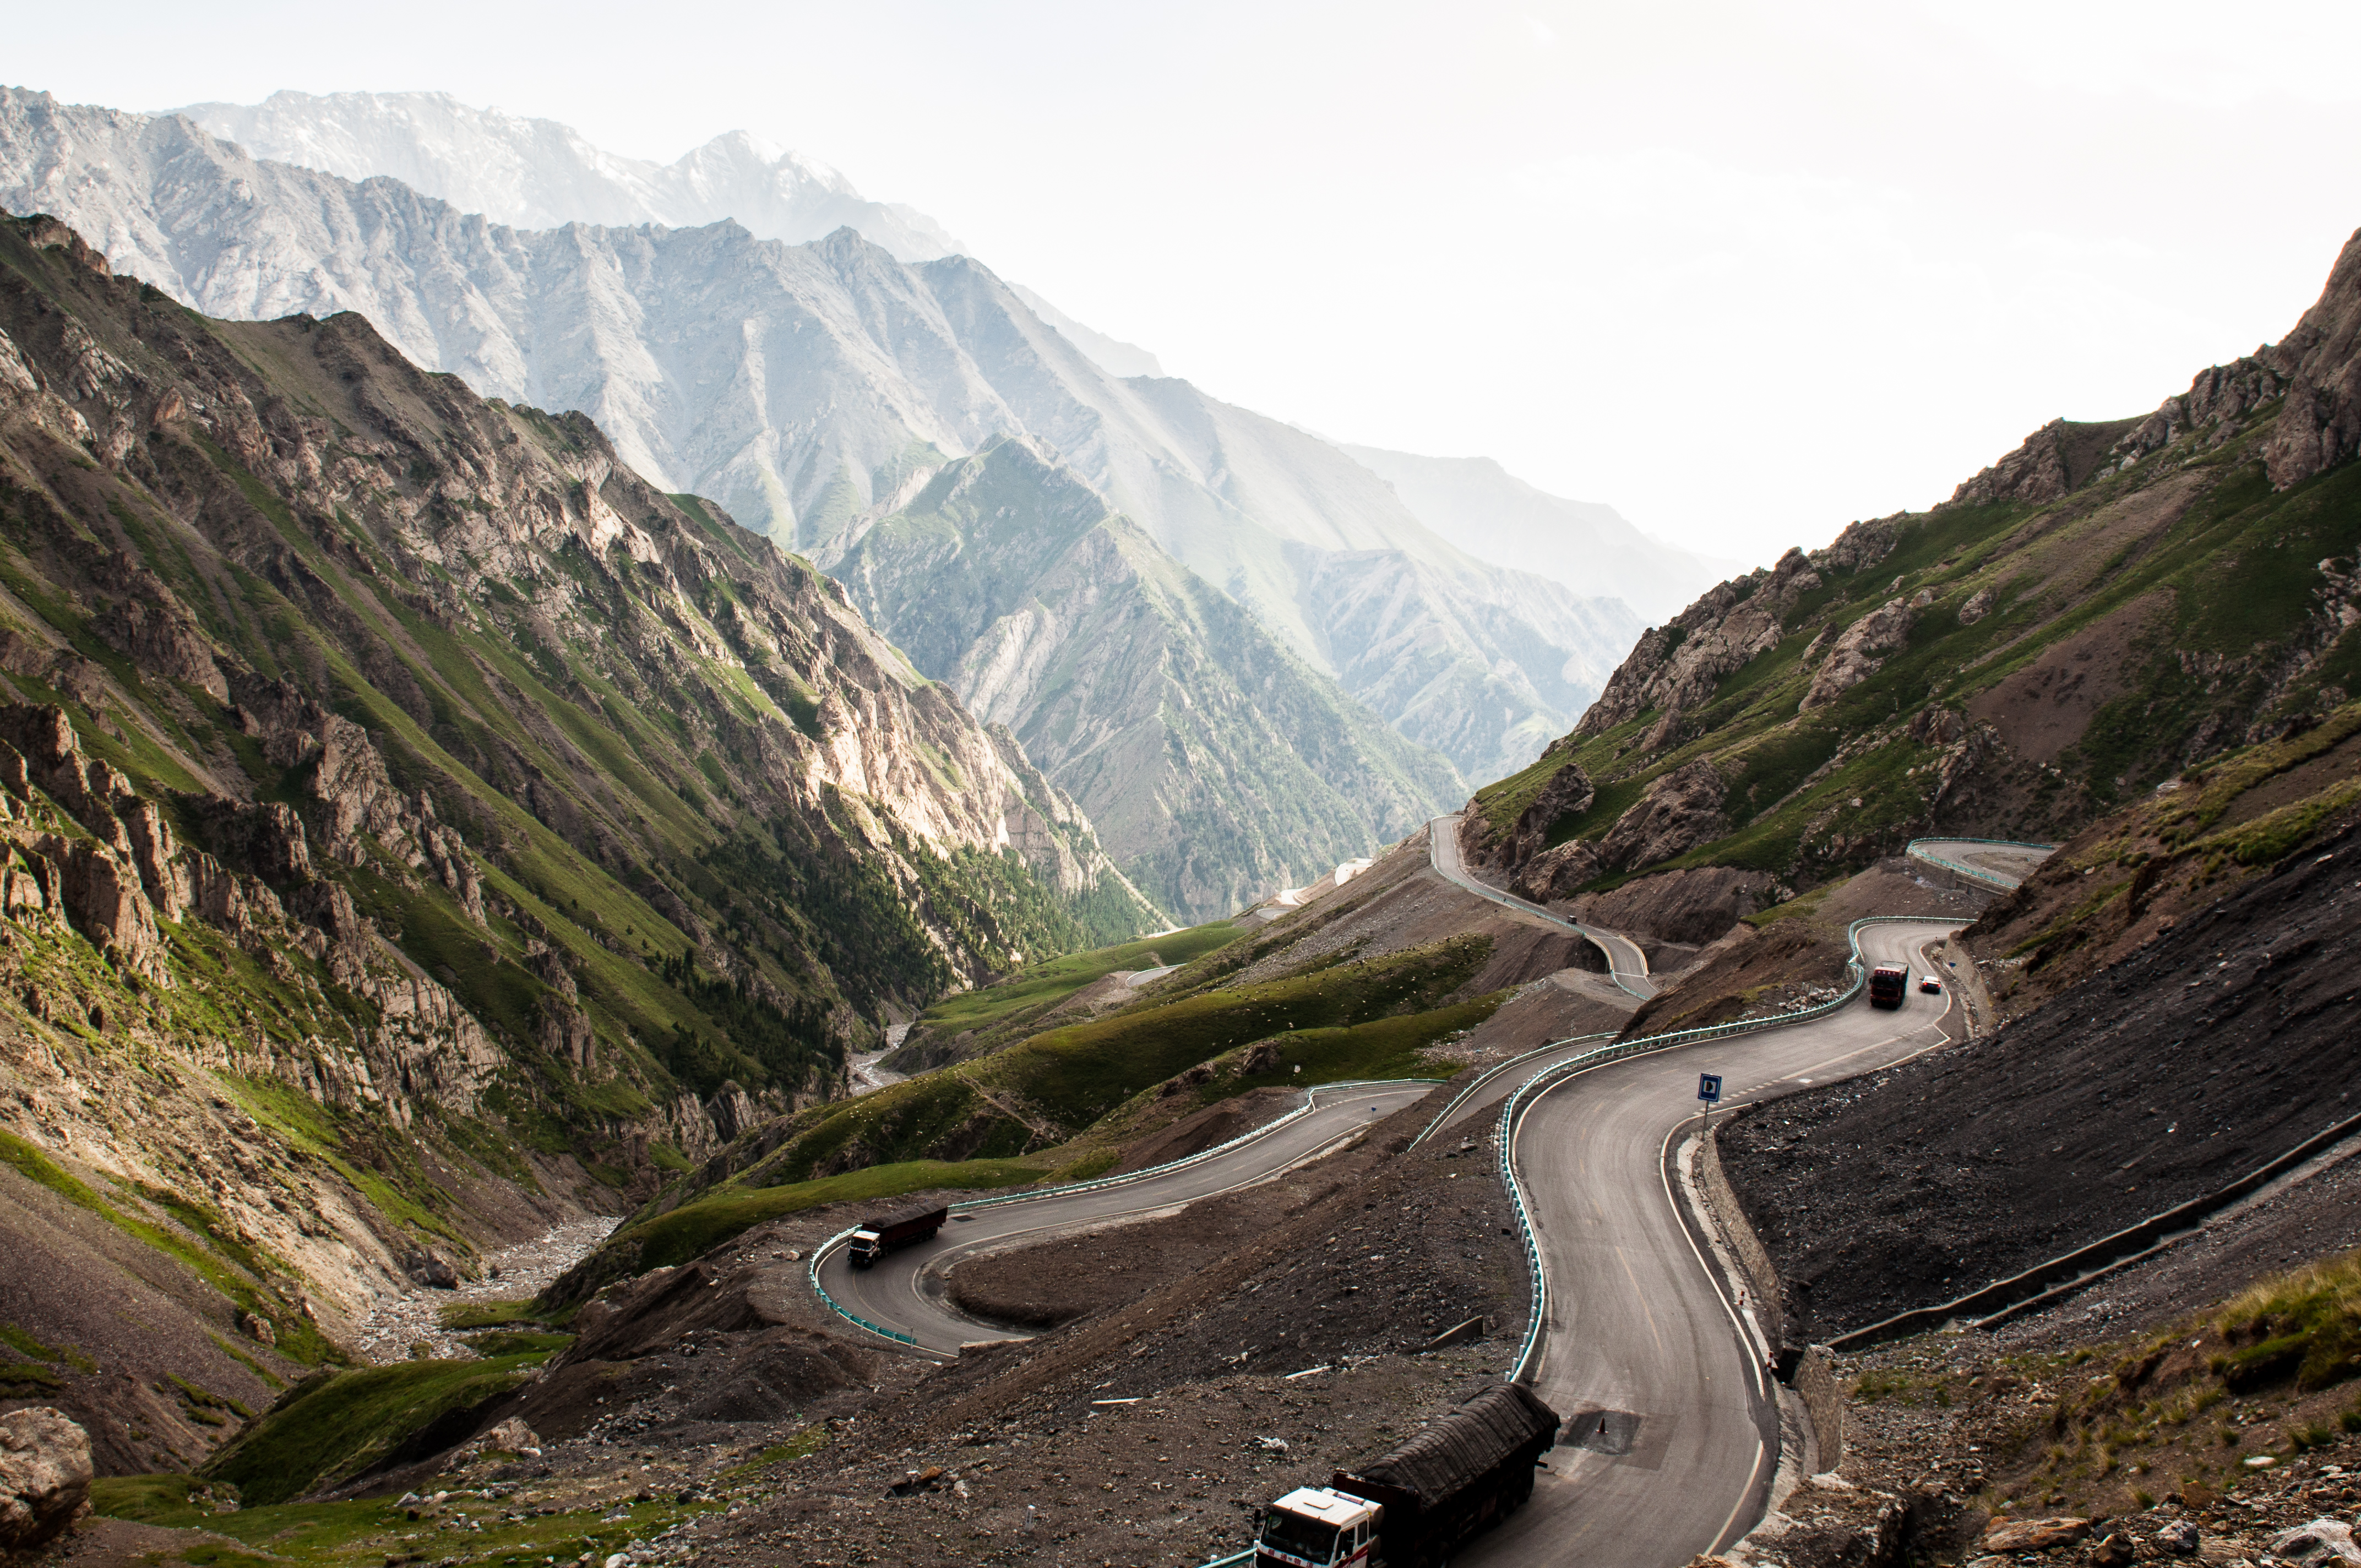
{"left": 1257, "top": 1485, "right": 1381, "bottom": 1566}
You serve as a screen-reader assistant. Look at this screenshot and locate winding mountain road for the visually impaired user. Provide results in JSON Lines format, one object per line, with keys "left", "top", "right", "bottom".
{"left": 1428, "top": 818, "right": 1657, "bottom": 997}
{"left": 1907, "top": 837, "right": 2055, "bottom": 890}
{"left": 809, "top": 814, "right": 2049, "bottom": 1567}
{"left": 1420, "top": 817, "right": 2050, "bottom": 1565}
{"left": 814, "top": 1081, "right": 1431, "bottom": 1356}
{"left": 1450, "top": 918, "right": 1968, "bottom": 1566}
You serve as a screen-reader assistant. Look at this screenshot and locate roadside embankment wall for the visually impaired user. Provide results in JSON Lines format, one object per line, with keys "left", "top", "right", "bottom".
{"left": 1699, "top": 1122, "right": 1844, "bottom": 1467}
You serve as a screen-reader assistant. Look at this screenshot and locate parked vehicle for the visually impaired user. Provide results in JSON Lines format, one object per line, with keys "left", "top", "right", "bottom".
{"left": 1919, "top": 975, "right": 1943, "bottom": 995}
{"left": 1256, "top": 1384, "right": 1560, "bottom": 1567}
{"left": 846, "top": 1204, "right": 948, "bottom": 1268}
{"left": 1867, "top": 965, "right": 1909, "bottom": 1009}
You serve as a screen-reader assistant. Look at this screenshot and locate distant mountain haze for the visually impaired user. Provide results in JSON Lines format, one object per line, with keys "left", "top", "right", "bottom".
{"left": 1, "top": 82, "right": 1669, "bottom": 932}
{"left": 1339, "top": 444, "right": 1739, "bottom": 624}
{"left": 819, "top": 438, "right": 1461, "bottom": 919}
{"left": 172, "top": 88, "right": 969, "bottom": 262}
{"left": 1008, "top": 282, "right": 1164, "bottom": 379}
{"left": 176, "top": 91, "right": 1174, "bottom": 388}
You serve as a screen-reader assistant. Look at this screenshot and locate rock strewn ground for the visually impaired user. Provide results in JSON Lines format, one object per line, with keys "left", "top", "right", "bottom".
{"left": 352, "top": 1218, "right": 618, "bottom": 1365}
{"left": 1716, "top": 831, "right": 2361, "bottom": 1343}
{"left": 266, "top": 1084, "right": 1532, "bottom": 1568}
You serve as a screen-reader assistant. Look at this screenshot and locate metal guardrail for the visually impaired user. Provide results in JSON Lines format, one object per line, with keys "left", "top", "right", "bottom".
{"left": 806, "top": 1227, "right": 920, "bottom": 1347}
{"left": 806, "top": 1078, "right": 1447, "bottom": 1349}
{"left": 1437, "top": 870, "right": 1653, "bottom": 1000}
{"left": 1410, "top": 1032, "right": 1621, "bottom": 1148}
{"left": 1425, "top": 815, "right": 1654, "bottom": 1000}
{"left": 1903, "top": 835, "right": 2057, "bottom": 890}
{"left": 1493, "top": 913, "right": 1959, "bottom": 1382}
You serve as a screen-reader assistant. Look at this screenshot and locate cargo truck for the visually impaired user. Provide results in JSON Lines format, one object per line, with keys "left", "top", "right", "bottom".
{"left": 1256, "top": 1384, "right": 1560, "bottom": 1567}
{"left": 846, "top": 1203, "right": 948, "bottom": 1268}
{"left": 1867, "top": 963, "right": 1909, "bottom": 1009}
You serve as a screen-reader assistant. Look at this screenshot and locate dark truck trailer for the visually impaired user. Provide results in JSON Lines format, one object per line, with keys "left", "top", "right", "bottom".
{"left": 1257, "top": 1384, "right": 1560, "bottom": 1567}
{"left": 846, "top": 1204, "right": 947, "bottom": 1268}
{"left": 1867, "top": 964, "right": 1909, "bottom": 1010}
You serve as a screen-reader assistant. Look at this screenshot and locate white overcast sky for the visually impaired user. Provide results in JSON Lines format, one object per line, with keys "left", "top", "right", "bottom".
{"left": 13, "top": 1, "right": 2361, "bottom": 564}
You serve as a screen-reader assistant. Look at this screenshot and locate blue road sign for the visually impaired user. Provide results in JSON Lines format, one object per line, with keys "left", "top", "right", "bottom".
{"left": 1698, "top": 1073, "right": 1723, "bottom": 1104}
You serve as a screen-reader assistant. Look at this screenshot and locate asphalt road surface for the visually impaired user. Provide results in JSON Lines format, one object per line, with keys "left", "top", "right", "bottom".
{"left": 1429, "top": 816, "right": 1657, "bottom": 998}
{"left": 815, "top": 1080, "right": 1433, "bottom": 1356}
{"left": 1452, "top": 918, "right": 1967, "bottom": 1567}
{"left": 1909, "top": 837, "right": 2055, "bottom": 889}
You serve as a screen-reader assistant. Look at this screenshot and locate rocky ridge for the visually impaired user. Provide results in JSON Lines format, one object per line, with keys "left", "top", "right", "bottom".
{"left": 1459, "top": 225, "right": 2361, "bottom": 945}
{"left": 0, "top": 210, "right": 1146, "bottom": 1466}
{"left": 821, "top": 438, "right": 1465, "bottom": 918}
{"left": 0, "top": 85, "right": 1641, "bottom": 797}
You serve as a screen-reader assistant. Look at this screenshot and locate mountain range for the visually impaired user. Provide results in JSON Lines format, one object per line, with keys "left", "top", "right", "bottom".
{"left": 0, "top": 84, "right": 1689, "bottom": 907}
{"left": 0, "top": 210, "right": 1162, "bottom": 1460}
{"left": 1463, "top": 224, "right": 2361, "bottom": 954}
{"left": 1339, "top": 443, "right": 1740, "bottom": 624}
{"left": 176, "top": 89, "right": 970, "bottom": 262}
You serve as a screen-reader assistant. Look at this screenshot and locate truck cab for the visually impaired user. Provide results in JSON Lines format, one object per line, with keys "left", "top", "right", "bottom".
{"left": 847, "top": 1228, "right": 888, "bottom": 1267}
{"left": 1258, "top": 1486, "right": 1379, "bottom": 1566}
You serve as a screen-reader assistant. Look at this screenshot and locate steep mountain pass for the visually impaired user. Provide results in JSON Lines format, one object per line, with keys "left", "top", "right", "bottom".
{"left": 0, "top": 213, "right": 1151, "bottom": 1467}
{"left": 819, "top": 438, "right": 1465, "bottom": 919}
{"left": 1461, "top": 225, "right": 2361, "bottom": 946}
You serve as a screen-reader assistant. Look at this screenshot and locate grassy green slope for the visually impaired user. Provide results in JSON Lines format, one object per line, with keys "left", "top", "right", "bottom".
{"left": 1473, "top": 411, "right": 2361, "bottom": 890}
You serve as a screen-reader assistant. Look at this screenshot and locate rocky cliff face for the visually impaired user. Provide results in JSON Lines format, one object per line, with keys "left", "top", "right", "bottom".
{"left": 0, "top": 213, "right": 1145, "bottom": 1465}
{"left": 1463, "top": 225, "right": 2361, "bottom": 937}
{"left": 821, "top": 439, "right": 1461, "bottom": 919}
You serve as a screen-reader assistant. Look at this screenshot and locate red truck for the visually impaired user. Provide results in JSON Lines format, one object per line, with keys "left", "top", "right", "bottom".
{"left": 847, "top": 1204, "right": 948, "bottom": 1268}
{"left": 1867, "top": 965, "right": 1909, "bottom": 1010}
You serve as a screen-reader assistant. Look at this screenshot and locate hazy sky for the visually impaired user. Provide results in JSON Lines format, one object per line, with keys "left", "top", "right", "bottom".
{"left": 14, "top": 1, "right": 2360, "bottom": 564}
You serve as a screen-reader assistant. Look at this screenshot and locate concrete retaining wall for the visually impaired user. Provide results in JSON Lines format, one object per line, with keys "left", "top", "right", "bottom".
{"left": 1701, "top": 1120, "right": 1845, "bottom": 1468}
{"left": 1697, "top": 1119, "right": 1785, "bottom": 1350}
{"left": 1795, "top": 1343, "right": 1844, "bottom": 1470}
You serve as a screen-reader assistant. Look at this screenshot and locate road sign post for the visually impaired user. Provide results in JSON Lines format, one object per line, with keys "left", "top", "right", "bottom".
{"left": 1698, "top": 1072, "right": 1722, "bottom": 1125}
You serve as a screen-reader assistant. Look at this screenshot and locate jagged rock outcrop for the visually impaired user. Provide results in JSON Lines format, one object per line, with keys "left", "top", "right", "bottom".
{"left": 1799, "top": 599, "right": 1916, "bottom": 711}
{"left": 1595, "top": 761, "right": 1731, "bottom": 871}
{"left": 1809, "top": 514, "right": 1901, "bottom": 575}
{"left": 1508, "top": 839, "right": 1602, "bottom": 903}
{"left": 1563, "top": 867, "right": 1781, "bottom": 947}
{"left": 0, "top": 1408, "right": 91, "bottom": 1558}
{"left": 235, "top": 682, "right": 488, "bottom": 921}
{"left": 1484, "top": 756, "right": 1602, "bottom": 895}
{"left": 1509, "top": 761, "right": 1595, "bottom": 864}
{"left": 1575, "top": 548, "right": 1824, "bottom": 738}
{"left": 2262, "top": 227, "right": 2361, "bottom": 489}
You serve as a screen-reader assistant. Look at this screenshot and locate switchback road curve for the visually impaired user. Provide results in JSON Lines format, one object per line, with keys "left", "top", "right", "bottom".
{"left": 1455, "top": 918, "right": 1967, "bottom": 1567}
{"left": 1907, "top": 837, "right": 2056, "bottom": 890}
{"left": 814, "top": 1081, "right": 1433, "bottom": 1356}
{"left": 1428, "top": 818, "right": 1657, "bottom": 998}
{"left": 1417, "top": 819, "right": 2050, "bottom": 1566}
